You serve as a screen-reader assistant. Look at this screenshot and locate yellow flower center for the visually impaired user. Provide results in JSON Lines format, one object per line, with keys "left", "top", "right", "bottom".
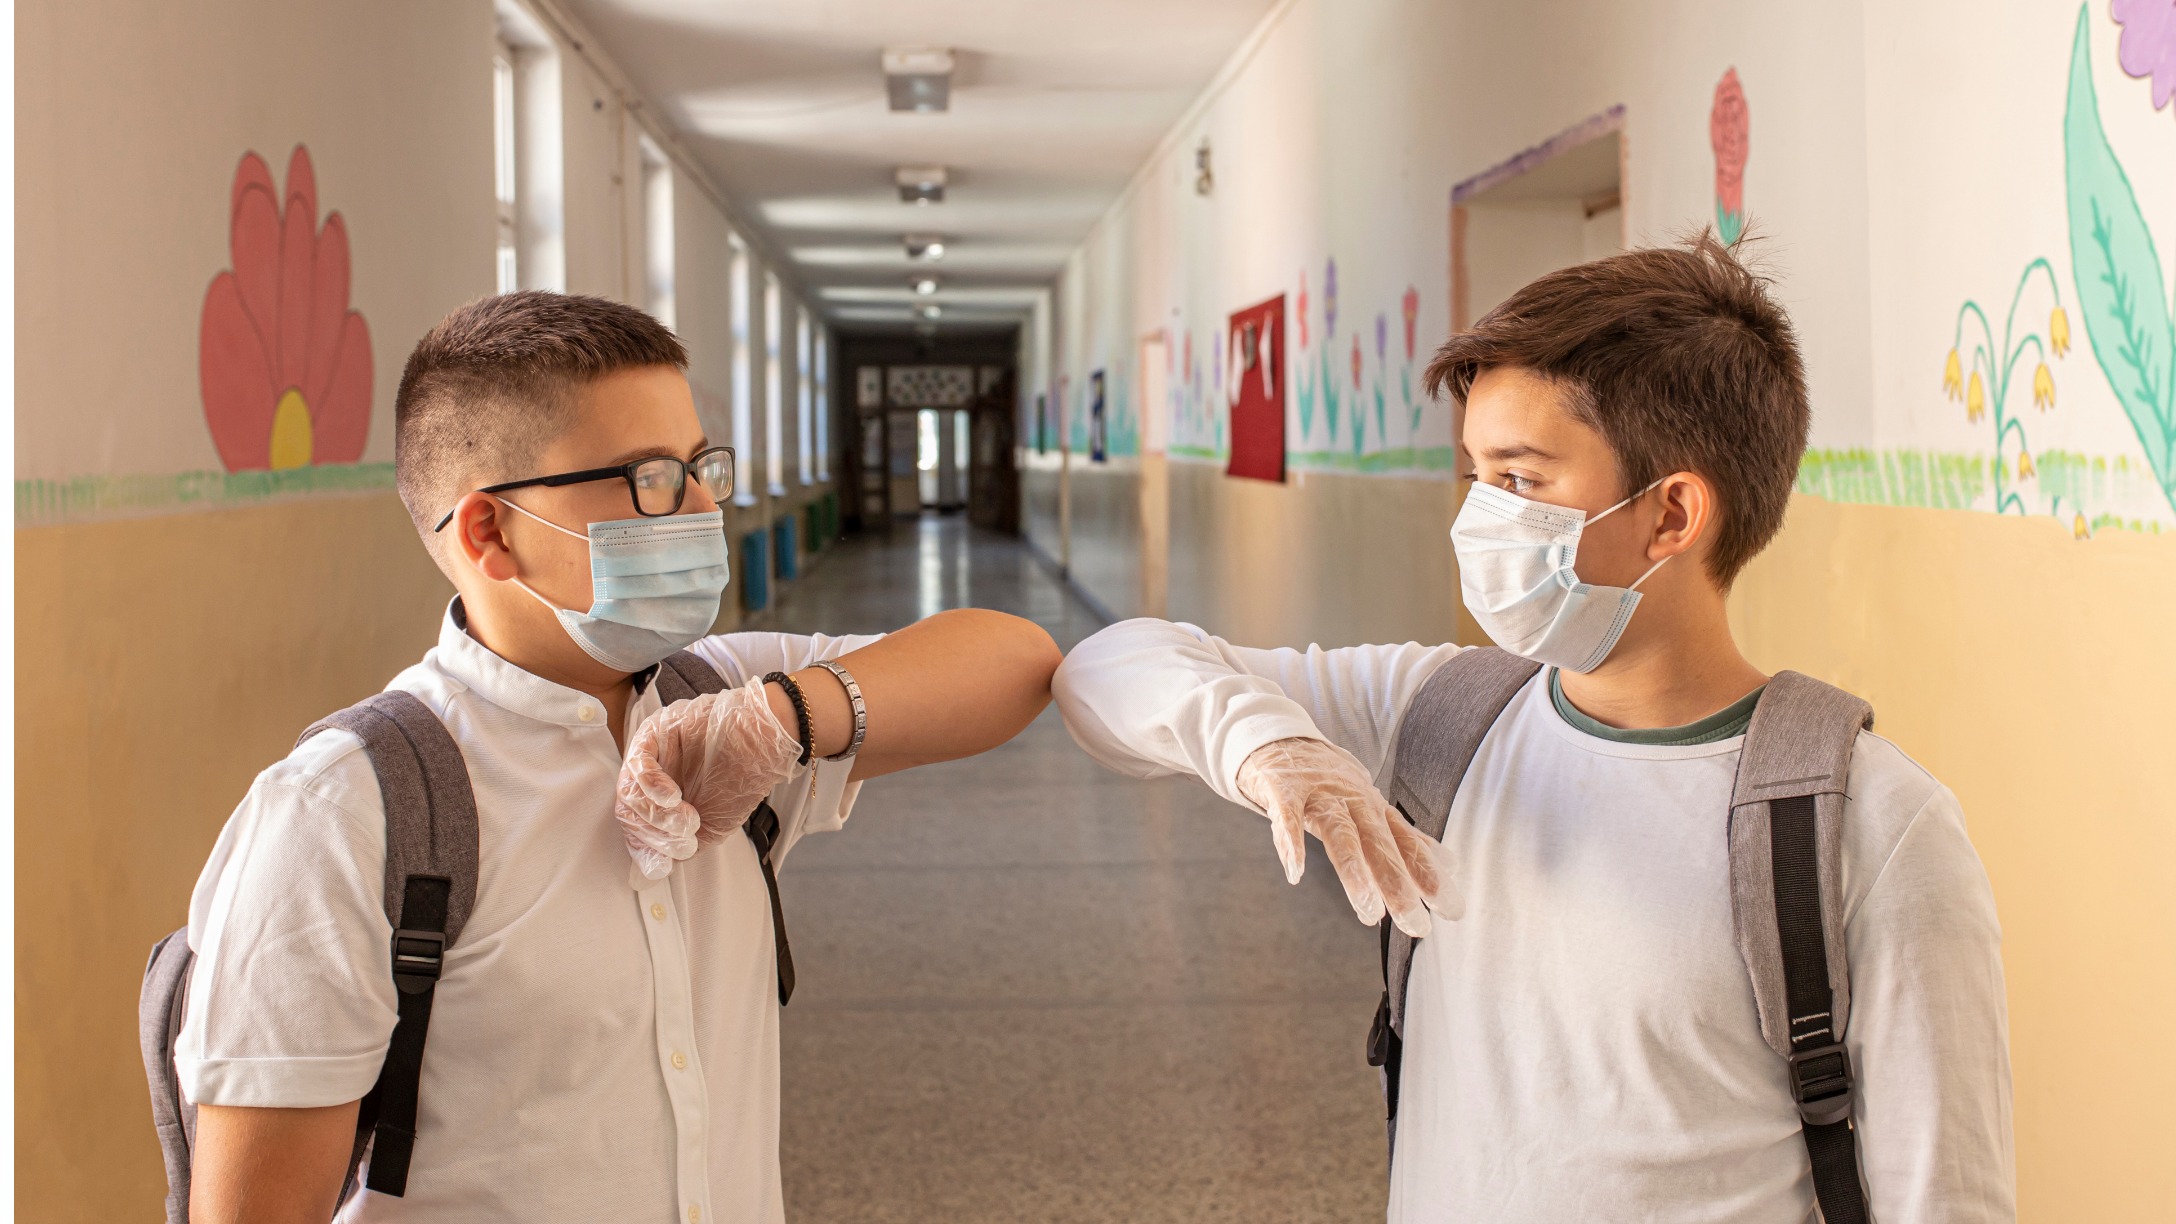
{"left": 269, "top": 388, "right": 314, "bottom": 470}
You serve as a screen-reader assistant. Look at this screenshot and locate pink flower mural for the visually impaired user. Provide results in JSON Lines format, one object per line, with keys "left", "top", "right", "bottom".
{"left": 200, "top": 145, "right": 372, "bottom": 471}
{"left": 1710, "top": 68, "right": 1750, "bottom": 245}
{"left": 1401, "top": 286, "right": 1419, "bottom": 361}
{"left": 2113, "top": 0, "right": 2176, "bottom": 111}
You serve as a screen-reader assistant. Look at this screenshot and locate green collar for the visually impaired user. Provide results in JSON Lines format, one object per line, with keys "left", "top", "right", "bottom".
{"left": 1548, "top": 669, "right": 1764, "bottom": 745}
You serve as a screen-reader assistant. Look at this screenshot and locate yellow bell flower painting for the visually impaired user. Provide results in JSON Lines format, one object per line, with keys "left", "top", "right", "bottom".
{"left": 2033, "top": 363, "right": 2056, "bottom": 410}
{"left": 1944, "top": 254, "right": 2068, "bottom": 516}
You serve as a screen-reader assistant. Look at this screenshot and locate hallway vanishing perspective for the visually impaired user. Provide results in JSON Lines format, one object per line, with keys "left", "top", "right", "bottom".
{"left": 766, "top": 517, "right": 1388, "bottom": 1222}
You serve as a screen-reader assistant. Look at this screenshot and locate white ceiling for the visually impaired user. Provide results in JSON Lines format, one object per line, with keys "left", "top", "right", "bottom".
{"left": 562, "top": 0, "right": 1281, "bottom": 331}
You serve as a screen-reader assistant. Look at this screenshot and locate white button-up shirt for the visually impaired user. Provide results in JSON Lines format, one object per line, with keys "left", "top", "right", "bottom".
{"left": 178, "top": 603, "right": 879, "bottom": 1222}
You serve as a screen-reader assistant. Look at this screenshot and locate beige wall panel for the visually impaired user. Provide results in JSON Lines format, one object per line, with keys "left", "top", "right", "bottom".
{"left": 1729, "top": 495, "right": 2176, "bottom": 1219}
{"left": 1164, "top": 464, "right": 1462, "bottom": 650}
{"left": 15, "top": 495, "right": 453, "bottom": 1220}
{"left": 1021, "top": 460, "right": 1065, "bottom": 567}
{"left": 1064, "top": 462, "right": 1146, "bottom": 621}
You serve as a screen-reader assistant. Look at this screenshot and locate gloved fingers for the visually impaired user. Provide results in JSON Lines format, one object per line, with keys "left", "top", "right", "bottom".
{"left": 1307, "top": 792, "right": 1385, "bottom": 926}
{"left": 1263, "top": 789, "right": 1309, "bottom": 885}
{"left": 1350, "top": 795, "right": 1431, "bottom": 939}
{"left": 1383, "top": 811, "right": 1442, "bottom": 903}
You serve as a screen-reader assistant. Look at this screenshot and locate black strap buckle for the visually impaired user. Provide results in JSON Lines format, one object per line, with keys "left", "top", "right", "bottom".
{"left": 391, "top": 929, "right": 446, "bottom": 994}
{"left": 1787, "top": 1041, "right": 1854, "bottom": 1126}
{"left": 1365, "top": 992, "right": 1395, "bottom": 1068}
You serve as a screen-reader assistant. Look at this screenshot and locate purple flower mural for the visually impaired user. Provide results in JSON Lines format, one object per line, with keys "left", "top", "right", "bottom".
{"left": 2114, "top": 0, "right": 2176, "bottom": 111}
{"left": 1324, "top": 258, "right": 1339, "bottom": 338}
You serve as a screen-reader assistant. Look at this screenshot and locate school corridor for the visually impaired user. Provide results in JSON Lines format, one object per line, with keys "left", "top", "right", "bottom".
{"left": 764, "top": 516, "right": 1386, "bottom": 1222}
{"left": 14, "top": 0, "right": 2176, "bottom": 1219}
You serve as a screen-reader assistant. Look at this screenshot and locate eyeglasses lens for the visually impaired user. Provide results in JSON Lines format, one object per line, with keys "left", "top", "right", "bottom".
{"left": 696, "top": 451, "right": 735, "bottom": 502}
{"left": 631, "top": 458, "right": 684, "bottom": 516}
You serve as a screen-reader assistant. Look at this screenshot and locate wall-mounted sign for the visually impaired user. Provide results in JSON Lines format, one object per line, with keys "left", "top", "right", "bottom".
{"left": 1226, "top": 293, "right": 1286, "bottom": 482}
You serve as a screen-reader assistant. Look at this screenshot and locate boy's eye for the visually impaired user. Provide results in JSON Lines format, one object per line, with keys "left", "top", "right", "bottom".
{"left": 1501, "top": 473, "right": 1536, "bottom": 493}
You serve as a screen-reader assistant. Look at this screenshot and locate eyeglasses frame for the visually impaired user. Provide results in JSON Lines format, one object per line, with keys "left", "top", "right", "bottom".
{"left": 431, "top": 444, "right": 737, "bottom": 533}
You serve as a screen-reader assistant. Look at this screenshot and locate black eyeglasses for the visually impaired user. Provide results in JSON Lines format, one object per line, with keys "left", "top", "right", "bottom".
{"left": 433, "top": 445, "right": 736, "bottom": 532}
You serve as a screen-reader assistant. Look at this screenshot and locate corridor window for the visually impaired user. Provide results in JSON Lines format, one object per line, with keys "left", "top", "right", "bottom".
{"left": 814, "top": 329, "right": 830, "bottom": 481}
{"left": 765, "top": 272, "right": 784, "bottom": 495}
{"left": 729, "top": 238, "right": 754, "bottom": 503}
{"left": 640, "top": 135, "right": 673, "bottom": 329}
{"left": 493, "top": 44, "right": 517, "bottom": 293}
{"left": 796, "top": 310, "right": 813, "bottom": 485}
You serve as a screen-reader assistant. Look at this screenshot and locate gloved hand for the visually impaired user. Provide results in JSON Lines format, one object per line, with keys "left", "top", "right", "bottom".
{"left": 616, "top": 676, "right": 802, "bottom": 880}
{"left": 1236, "top": 737, "right": 1461, "bottom": 937}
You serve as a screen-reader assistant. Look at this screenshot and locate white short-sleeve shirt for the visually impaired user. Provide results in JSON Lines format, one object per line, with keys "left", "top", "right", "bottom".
{"left": 178, "top": 601, "right": 880, "bottom": 1223}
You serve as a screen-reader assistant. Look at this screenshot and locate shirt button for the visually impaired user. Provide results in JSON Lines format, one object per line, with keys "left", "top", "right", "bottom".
{"left": 577, "top": 705, "right": 596, "bottom": 723}
{"left": 672, "top": 1051, "right": 688, "bottom": 1070}
{"left": 651, "top": 902, "right": 667, "bottom": 921}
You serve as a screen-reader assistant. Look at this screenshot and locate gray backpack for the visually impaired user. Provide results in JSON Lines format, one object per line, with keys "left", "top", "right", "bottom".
{"left": 138, "top": 651, "right": 789, "bottom": 1222}
{"left": 1365, "top": 647, "right": 1874, "bottom": 1224}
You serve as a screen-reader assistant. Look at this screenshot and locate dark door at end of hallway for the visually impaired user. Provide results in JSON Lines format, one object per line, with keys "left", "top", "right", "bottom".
{"left": 969, "top": 367, "right": 1018, "bottom": 533}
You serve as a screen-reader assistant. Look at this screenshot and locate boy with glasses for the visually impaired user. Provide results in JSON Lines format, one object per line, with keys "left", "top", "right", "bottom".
{"left": 178, "top": 292, "right": 1060, "bottom": 1222}
{"left": 1052, "top": 236, "right": 2013, "bottom": 1221}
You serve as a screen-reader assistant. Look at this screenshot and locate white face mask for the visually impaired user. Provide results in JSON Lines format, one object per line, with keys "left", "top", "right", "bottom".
{"left": 1449, "top": 479, "right": 1668, "bottom": 673}
{"left": 500, "top": 500, "right": 730, "bottom": 673}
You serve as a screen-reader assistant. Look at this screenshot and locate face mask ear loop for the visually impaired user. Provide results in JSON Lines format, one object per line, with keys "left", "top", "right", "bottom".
{"left": 1628, "top": 553, "right": 1672, "bottom": 592}
{"left": 497, "top": 496, "right": 591, "bottom": 542}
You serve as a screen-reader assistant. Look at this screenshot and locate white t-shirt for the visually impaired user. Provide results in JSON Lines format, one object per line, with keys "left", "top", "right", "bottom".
{"left": 1052, "top": 619, "right": 2015, "bottom": 1223}
{"left": 179, "top": 602, "right": 880, "bottom": 1224}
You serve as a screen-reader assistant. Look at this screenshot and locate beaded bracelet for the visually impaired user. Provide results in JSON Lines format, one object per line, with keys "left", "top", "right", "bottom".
{"left": 761, "top": 671, "right": 814, "bottom": 766}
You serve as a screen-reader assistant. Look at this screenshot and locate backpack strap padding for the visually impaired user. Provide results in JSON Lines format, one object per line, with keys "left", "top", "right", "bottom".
{"left": 140, "top": 928, "right": 197, "bottom": 1224}
{"left": 300, "top": 692, "right": 480, "bottom": 947}
{"left": 653, "top": 649, "right": 796, "bottom": 1006}
{"left": 1725, "top": 670, "right": 1870, "bottom": 1059}
{"left": 297, "top": 690, "right": 479, "bottom": 1200}
{"left": 1381, "top": 647, "right": 1543, "bottom": 1035}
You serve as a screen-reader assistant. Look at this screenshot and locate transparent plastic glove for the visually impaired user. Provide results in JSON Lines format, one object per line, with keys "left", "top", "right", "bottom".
{"left": 1235, "top": 736, "right": 1462, "bottom": 937}
{"left": 615, "top": 676, "right": 802, "bottom": 881}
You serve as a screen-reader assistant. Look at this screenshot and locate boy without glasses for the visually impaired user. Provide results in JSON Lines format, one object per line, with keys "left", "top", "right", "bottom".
{"left": 1053, "top": 235, "right": 2013, "bottom": 1221}
{"left": 178, "top": 292, "right": 1059, "bottom": 1223}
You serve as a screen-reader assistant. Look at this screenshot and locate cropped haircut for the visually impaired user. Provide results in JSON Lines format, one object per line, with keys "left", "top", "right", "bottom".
{"left": 394, "top": 291, "right": 686, "bottom": 560}
{"left": 1425, "top": 229, "right": 1808, "bottom": 587}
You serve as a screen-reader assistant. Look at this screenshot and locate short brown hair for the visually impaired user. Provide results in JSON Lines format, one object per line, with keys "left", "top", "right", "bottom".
{"left": 1426, "top": 230, "right": 1807, "bottom": 586}
{"left": 394, "top": 291, "right": 686, "bottom": 558}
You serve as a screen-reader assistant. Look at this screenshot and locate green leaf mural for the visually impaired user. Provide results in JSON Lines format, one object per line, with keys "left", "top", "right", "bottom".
{"left": 2064, "top": 4, "right": 2176, "bottom": 512}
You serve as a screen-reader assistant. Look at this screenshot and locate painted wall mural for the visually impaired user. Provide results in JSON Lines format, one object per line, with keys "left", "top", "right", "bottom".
{"left": 1266, "top": 258, "right": 1453, "bottom": 474}
{"left": 1794, "top": 4, "right": 2175, "bottom": 537}
{"left": 1711, "top": 69, "right": 1750, "bottom": 246}
{"left": 200, "top": 145, "right": 373, "bottom": 472}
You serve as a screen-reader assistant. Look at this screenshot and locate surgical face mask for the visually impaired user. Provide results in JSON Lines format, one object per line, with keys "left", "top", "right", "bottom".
{"left": 1450, "top": 479, "right": 1668, "bottom": 673}
{"left": 500, "top": 500, "right": 729, "bottom": 673}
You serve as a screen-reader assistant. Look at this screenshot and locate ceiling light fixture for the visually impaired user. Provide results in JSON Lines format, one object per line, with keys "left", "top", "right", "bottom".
{"left": 883, "top": 47, "right": 955, "bottom": 113}
{"left": 904, "top": 234, "right": 946, "bottom": 261}
{"left": 916, "top": 303, "right": 942, "bottom": 321}
{"left": 896, "top": 165, "right": 947, "bottom": 205}
{"left": 913, "top": 276, "right": 940, "bottom": 296}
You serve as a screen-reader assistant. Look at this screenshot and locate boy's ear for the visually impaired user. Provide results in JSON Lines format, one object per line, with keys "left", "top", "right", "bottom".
{"left": 1647, "top": 471, "right": 1720, "bottom": 566}
{"left": 450, "top": 492, "right": 522, "bottom": 582}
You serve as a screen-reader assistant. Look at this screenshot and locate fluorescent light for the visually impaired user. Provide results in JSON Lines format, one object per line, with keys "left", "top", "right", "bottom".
{"left": 913, "top": 276, "right": 939, "bottom": 296}
{"left": 916, "top": 303, "right": 942, "bottom": 320}
{"left": 883, "top": 47, "right": 954, "bottom": 113}
{"left": 905, "top": 234, "right": 945, "bottom": 261}
{"left": 895, "top": 165, "right": 946, "bottom": 205}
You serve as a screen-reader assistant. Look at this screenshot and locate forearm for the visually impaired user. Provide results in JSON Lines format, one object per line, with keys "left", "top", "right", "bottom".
{"left": 768, "top": 608, "right": 1057, "bottom": 780}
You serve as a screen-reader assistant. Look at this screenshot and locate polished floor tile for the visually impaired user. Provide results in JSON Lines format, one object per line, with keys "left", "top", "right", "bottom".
{"left": 766, "top": 516, "right": 1388, "bottom": 1223}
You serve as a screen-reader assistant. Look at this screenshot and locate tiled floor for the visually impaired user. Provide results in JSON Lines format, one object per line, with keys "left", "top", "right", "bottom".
{"left": 765, "top": 516, "right": 1389, "bottom": 1223}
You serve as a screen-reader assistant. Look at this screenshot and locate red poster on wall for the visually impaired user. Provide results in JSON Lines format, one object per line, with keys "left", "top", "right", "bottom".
{"left": 1225, "top": 294, "right": 1285, "bottom": 482}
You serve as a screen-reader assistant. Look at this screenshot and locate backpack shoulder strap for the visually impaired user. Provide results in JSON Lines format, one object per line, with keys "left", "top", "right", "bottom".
{"left": 653, "top": 649, "right": 796, "bottom": 1007}
{"left": 654, "top": 650, "right": 728, "bottom": 704}
{"left": 1365, "top": 647, "right": 1541, "bottom": 1147}
{"left": 140, "top": 928, "right": 198, "bottom": 1224}
{"left": 298, "top": 690, "right": 479, "bottom": 1201}
{"left": 1728, "top": 670, "right": 1874, "bottom": 1224}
